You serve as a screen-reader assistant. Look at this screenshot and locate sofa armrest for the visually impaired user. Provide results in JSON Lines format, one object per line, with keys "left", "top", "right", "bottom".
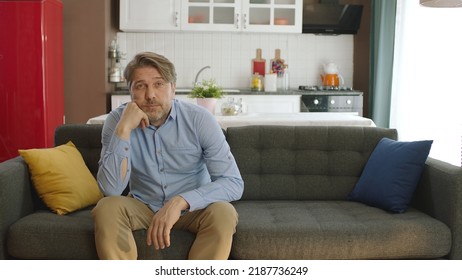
{"left": 412, "top": 157, "right": 462, "bottom": 259}
{"left": 0, "top": 156, "right": 36, "bottom": 259}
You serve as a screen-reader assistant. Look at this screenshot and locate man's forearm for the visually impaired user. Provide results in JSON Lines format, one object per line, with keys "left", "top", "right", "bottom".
{"left": 97, "top": 134, "right": 131, "bottom": 196}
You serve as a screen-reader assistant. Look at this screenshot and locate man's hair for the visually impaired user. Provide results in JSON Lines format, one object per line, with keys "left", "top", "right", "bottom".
{"left": 124, "top": 52, "right": 177, "bottom": 87}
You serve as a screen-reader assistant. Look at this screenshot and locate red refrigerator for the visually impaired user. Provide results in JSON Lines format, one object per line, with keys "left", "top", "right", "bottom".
{"left": 0, "top": 0, "right": 64, "bottom": 162}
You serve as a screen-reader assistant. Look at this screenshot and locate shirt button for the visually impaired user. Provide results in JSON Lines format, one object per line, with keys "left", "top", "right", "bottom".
{"left": 160, "top": 168, "right": 164, "bottom": 172}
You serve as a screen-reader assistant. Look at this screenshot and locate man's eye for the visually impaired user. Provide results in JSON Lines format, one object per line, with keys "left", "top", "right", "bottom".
{"left": 135, "top": 84, "right": 146, "bottom": 90}
{"left": 154, "top": 81, "right": 165, "bottom": 89}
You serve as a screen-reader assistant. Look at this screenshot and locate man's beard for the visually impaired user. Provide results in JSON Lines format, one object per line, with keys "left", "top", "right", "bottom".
{"left": 142, "top": 100, "right": 171, "bottom": 126}
{"left": 147, "top": 110, "right": 165, "bottom": 125}
{"left": 143, "top": 106, "right": 162, "bottom": 124}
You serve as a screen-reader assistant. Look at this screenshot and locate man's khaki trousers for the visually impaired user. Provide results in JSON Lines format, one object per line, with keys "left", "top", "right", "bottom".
{"left": 92, "top": 196, "right": 238, "bottom": 260}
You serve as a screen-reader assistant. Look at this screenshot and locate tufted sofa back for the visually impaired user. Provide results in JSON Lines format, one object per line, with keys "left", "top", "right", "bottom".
{"left": 55, "top": 124, "right": 103, "bottom": 178}
{"left": 226, "top": 126, "right": 398, "bottom": 201}
{"left": 54, "top": 124, "right": 398, "bottom": 201}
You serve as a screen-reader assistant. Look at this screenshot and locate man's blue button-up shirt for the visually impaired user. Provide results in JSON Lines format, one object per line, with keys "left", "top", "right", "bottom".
{"left": 97, "top": 99, "right": 244, "bottom": 212}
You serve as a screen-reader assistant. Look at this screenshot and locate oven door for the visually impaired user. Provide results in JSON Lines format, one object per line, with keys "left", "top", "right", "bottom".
{"left": 301, "top": 95, "right": 329, "bottom": 112}
{"left": 301, "top": 95, "right": 363, "bottom": 116}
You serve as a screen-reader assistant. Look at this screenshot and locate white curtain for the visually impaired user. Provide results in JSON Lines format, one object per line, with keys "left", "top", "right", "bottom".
{"left": 390, "top": 0, "right": 462, "bottom": 166}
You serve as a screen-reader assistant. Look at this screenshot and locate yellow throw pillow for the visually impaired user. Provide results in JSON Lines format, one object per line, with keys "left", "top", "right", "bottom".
{"left": 19, "top": 141, "right": 103, "bottom": 215}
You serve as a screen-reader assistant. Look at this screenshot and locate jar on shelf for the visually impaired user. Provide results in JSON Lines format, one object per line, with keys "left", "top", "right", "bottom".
{"left": 250, "top": 73, "right": 263, "bottom": 91}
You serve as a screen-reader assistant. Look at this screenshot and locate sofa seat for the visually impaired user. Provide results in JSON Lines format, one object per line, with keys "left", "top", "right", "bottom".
{"left": 7, "top": 208, "right": 195, "bottom": 260}
{"left": 10, "top": 201, "right": 450, "bottom": 260}
{"left": 231, "top": 200, "right": 452, "bottom": 259}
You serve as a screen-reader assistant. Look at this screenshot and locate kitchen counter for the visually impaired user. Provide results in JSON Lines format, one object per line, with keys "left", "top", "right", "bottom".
{"left": 111, "top": 88, "right": 363, "bottom": 96}
{"left": 109, "top": 90, "right": 364, "bottom": 115}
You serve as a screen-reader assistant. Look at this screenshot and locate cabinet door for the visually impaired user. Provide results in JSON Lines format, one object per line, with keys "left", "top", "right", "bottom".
{"left": 242, "top": 0, "right": 302, "bottom": 33}
{"left": 243, "top": 95, "right": 300, "bottom": 113}
{"left": 175, "top": 94, "right": 301, "bottom": 114}
{"left": 120, "top": 0, "right": 181, "bottom": 31}
{"left": 111, "top": 95, "right": 131, "bottom": 111}
{"left": 181, "top": 0, "right": 241, "bottom": 32}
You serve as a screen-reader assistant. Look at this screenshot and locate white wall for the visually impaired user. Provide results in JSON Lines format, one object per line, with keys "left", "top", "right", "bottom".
{"left": 116, "top": 32, "right": 354, "bottom": 89}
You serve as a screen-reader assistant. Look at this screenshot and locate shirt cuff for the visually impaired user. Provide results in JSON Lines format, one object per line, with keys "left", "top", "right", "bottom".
{"left": 179, "top": 189, "right": 204, "bottom": 212}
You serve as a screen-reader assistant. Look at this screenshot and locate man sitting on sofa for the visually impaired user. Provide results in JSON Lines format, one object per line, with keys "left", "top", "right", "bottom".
{"left": 92, "top": 52, "right": 244, "bottom": 260}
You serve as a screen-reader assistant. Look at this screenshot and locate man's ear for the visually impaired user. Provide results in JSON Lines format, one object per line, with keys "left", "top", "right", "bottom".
{"left": 171, "top": 83, "right": 176, "bottom": 97}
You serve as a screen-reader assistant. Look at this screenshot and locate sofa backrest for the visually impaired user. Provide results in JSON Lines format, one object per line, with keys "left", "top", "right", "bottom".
{"left": 55, "top": 124, "right": 103, "bottom": 178}
{"left": 54, "top": 124, "right": 398, "bottom": 201}
{"left": 226, "top": 125, "right": 398, "bottom": 201}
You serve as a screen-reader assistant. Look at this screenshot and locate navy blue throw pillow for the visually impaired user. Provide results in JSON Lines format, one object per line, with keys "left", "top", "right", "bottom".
{"left": 348, "top": 137, "right": 433, "bottom": 213}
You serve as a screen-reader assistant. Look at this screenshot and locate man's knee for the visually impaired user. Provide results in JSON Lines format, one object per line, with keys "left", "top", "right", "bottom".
{"left": 92, "top": 196, "right": 129, "bottom": 219}
{"left": 204, "top": 202, "right": 238, "bottom": 228}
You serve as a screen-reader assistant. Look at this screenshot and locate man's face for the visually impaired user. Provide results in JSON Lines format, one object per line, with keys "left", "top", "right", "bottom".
{"left": 130, "top": 66, "right": 176, "bottom": 127}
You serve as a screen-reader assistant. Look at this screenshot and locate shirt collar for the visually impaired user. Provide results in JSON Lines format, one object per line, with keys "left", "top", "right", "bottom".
{"left": 169, "top": 99, "right": 178, "bottom": 121}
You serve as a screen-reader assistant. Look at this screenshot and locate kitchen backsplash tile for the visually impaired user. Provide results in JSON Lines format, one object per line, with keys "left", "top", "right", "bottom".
{"left": 116, "top": 32, "right": 354, "bottom": 89}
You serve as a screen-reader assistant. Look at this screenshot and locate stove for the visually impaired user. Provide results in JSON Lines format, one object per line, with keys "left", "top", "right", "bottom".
{"left": 297, "top": 85, "right": 363, "bottom": 116}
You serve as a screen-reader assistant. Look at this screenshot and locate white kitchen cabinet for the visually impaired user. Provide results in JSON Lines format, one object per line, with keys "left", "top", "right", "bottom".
{"left": 181, "top": 0, "right": 242, "bottom": 32}
{"left": 111, "top": 94, "right": 300, "bottom": 114}
{"left": 111, "top": 94, "right": 131, "bottom": 111}
{"left": 239, "top": 95, "right": 300, "bottom": 113}
{"left": 175, "top": 94, "right": 301, "bottom": 114}
{"left": 120, "top": 0, "right": 181, "bottom": 32}
{"left": 243, "top": 0, "right": 302, "bottom": 33}
{"left": 182, "top": 0, "right": 302, "bottom": 33}
{"left": 120, "top": 0, "right": 301, "bottom": 33}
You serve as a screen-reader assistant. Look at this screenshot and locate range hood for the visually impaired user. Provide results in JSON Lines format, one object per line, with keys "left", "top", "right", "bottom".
{"left": 302, "top": 1, "right": 363, "bottom": 35}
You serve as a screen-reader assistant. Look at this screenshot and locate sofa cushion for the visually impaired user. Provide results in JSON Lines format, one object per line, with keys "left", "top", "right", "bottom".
{"left": 7, "top": 209, "right": 98, "bottom": 259}
{"left": 18, "top": 141, "right": 103, "bottom": 215}
{"left": 348, "top": 138, "right": 433, "bottom": 213}
{"left": 7, "top": 209, "right": 195, "bottom": 260}
{"left": 231, "top": 200, "right": 451, "bottom": 259}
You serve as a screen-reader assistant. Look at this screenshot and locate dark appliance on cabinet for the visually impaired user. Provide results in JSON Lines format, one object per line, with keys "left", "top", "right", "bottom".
{"left": 302, "top": 1, "right": 363, "bottom": 35}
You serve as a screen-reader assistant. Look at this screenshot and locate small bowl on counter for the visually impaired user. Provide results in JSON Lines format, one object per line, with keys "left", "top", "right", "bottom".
{"left": 220, "top": 97, "right": 242, "bottom": 116}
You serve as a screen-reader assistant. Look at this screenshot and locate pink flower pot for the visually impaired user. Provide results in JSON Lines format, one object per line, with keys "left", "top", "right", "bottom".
{"left": 196, "top": 98, "right": 217, "bottom": 115}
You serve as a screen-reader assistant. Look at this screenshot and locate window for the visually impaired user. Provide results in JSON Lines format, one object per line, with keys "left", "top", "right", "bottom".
{"left": 390, "top": 0, "right": 462, "bottom": 166}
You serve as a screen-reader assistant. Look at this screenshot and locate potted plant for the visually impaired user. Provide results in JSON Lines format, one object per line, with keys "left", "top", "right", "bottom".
{"left": 188, "top": 78, "right": 223, "bottom": 114}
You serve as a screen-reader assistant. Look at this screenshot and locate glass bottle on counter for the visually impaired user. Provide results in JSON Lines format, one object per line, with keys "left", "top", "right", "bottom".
{"left": 277, "top": 64, "right": 289, "bottom": 91}
{"left": 283, "top": 64, "right": 289, "bottom": 90}
{"left": 109, "top": 59, "right": 122, "bottom": 83}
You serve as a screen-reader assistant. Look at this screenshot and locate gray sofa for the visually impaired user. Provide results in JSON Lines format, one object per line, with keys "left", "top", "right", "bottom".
{"left": 1, "top": 124, "right": 461, "bottom": 259}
